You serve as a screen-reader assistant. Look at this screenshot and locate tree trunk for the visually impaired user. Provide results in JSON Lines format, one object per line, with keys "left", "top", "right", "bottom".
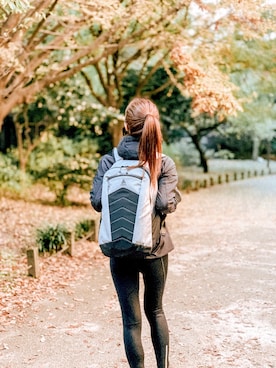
{"left": 110, "top": 120, "right": 124, "bottom": 147}
{"left": 252, "top": 136, "right": 260, "bottom": 161}
{"left": 266, "top": 139, "right": 271, "bottom": 169}
{"left": 14, "top": 121, "right": 27, "bottom": 172}
{"left": 190, "top": 134, "right": 209, "bottom": 173}
{"left": 0, "top": 82, "right": 43, "bottom": 130}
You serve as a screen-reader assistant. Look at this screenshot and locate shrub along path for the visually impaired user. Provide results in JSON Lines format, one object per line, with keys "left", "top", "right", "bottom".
{"left": 0, "top": 171, "right": 276, "bottom": 367}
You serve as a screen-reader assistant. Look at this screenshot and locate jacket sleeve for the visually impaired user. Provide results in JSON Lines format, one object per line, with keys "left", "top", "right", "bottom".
{"left": 155, "top": 155, "right": 182, "bottom": 215}
{"left": 90, "top": 153, "right": 114, "bottom": 212}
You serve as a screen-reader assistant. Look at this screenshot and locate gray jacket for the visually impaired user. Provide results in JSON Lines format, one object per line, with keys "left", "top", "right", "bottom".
{"left": 90, "top": 135, "right": 182, "bottom": 258}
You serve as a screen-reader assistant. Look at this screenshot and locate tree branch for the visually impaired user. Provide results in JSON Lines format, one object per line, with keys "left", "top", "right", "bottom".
{"left": 136, "top": 54, "right": 167, "bottom": 95}
{"left": 25, "top": 0, "right": 59, "bottom": 51}
{"left": 80, "top": 70, "right": 107, "bottom": 106}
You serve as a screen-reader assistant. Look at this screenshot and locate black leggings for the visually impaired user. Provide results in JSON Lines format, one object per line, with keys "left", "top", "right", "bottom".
{"left": 110, "top": 255, "right": 169, "bottom": 368}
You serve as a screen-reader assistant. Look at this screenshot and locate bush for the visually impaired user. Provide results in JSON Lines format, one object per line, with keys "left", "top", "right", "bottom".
{"left": 162, "top": 138, "right": 199, "bottom": 168}
{"left": 206, "top": 132, "right": 252, "bottom": 159}
{"left": 36, "top": 224, "right": 70, "bottom": 254}
{"left": 0, "top": 152, "right": 32, "bottom": 195}
{"left": 213, "top": 149, "right": 235, "bottom": 159}
{"left": 74, "top": 219, "right": 94, "bottom": 240}
{"left": 179, "top": 178, "right": 193, "bottom": 190}
{"left": 29, "top": 136, "right": 99, "bottom": 205}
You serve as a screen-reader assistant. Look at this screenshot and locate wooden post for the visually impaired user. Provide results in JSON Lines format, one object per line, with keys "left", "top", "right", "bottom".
{"left": 83, "top": 218, "right": 100, "bottom": 242}
{"left": 27, "top": 248, "right": 40, "bottom": 278}
{"left": 218, "top": 175, "right": 222, "bottom": 184}
{"left": 210, "top": 177, "right": 214, "bottom": 186}
{"left": 241, "top": 172, "right": 244, "bottom": 179}
{"left": 234, "top": 172, "right": 237, "bottom": 181}
{"left": 92, "top": 217, "right": 100, "bottom": 242}
{"left": 67, "top": 231, "right": 75, "bottom": 256}
{"left": 202, "top": 179, "right": 207, "bottom": 188}
{"left": 194, "top": 180, "right": 200, "bottom": 191}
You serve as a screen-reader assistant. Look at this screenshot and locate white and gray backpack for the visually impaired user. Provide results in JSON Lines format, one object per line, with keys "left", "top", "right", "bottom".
{"left": 98, "top": 148, "right": 156, "bottom": 257}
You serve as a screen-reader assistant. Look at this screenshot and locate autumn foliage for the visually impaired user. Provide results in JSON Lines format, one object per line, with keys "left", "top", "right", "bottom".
{"left": 170, "top": 47, "right": 243, "bottom": 120}
{"left": 0, "top": 0, "right": 275, "bottom": 128}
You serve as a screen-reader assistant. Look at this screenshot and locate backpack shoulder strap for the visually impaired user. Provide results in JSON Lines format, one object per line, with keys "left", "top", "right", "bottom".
{"left": 113, "top": 147, "right": 123, "bottom": 162}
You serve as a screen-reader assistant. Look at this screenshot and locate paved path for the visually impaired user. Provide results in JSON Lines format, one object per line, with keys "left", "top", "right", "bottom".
{"left": 1, "top": 175, "right": 276, "bottom": 368}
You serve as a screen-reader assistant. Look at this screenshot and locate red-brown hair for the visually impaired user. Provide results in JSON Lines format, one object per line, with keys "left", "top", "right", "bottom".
{"left": 125, "top": 98, "right": 163, "bottom": 185}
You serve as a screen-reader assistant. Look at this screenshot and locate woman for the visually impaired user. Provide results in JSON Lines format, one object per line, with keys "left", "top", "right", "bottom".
{"left": 90, "top": 97, "right": 181, "bottom": 368}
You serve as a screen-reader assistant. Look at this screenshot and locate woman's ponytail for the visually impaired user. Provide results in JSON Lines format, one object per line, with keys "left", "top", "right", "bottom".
{"left": 139, "top": 114, "right": 162, "bottom": 186}
{"left": 125, "top": 98, "right": 163, "bottom": 186}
